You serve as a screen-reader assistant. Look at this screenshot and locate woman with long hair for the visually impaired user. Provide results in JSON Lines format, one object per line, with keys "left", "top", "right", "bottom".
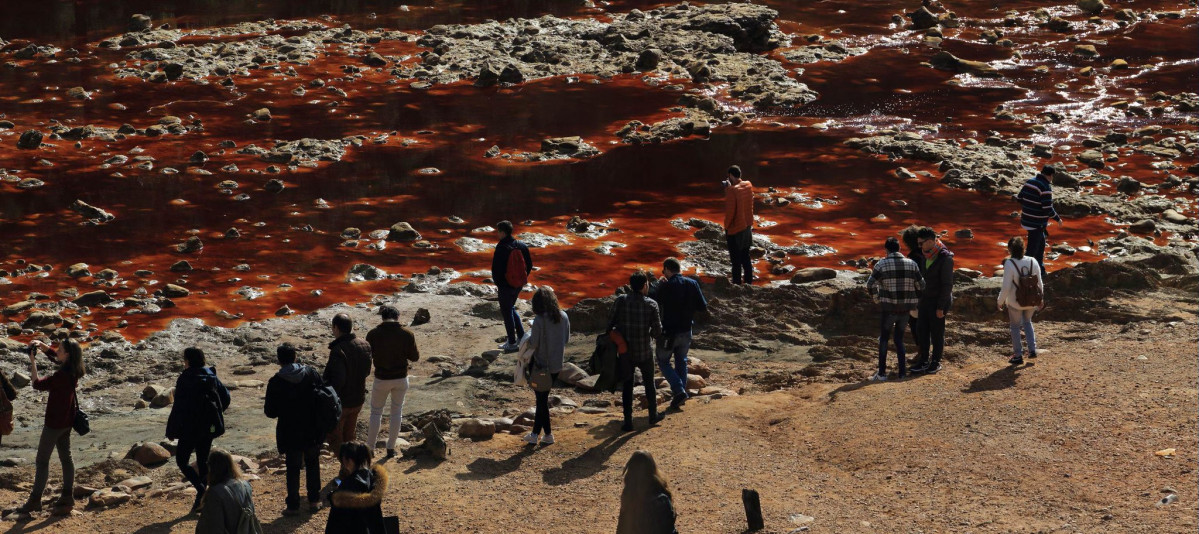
{"left": 195, "top": 448, "right": 259, "bottom": 533}
{"left": 325, "top": 442, "right": 387, "bottom": 534}
{"left": 616, "top": 450, "right": 677, "bottom": 534}
{"left": 15, "top": 339, "right": 86, "bottom": 516}
{"left": 522, "top": 286, "right": 570, "bottom": 446}
{"left": 166, "top": 347, "right": 232, "bottom": 514}
{"left": 998, "top": 236, "right": 1044, "bottom": 365}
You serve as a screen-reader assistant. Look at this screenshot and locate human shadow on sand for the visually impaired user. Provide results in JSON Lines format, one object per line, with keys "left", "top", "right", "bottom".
{"left": 456, "top": 447, "right": 536, "bottom": 481}
{"left": 962, "top": 362, "right": 1033, "bottom": 394}
{"left": 541, "top": 419, "right": 644, "bottom": 487}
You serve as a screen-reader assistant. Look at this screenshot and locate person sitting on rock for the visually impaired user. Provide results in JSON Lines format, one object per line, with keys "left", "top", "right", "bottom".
{"left": 723, "top": 165, "right": 755, "bottom": 285}
{"left": 12, "top": 339, "right": 85, "bottom": 517}
{"left": 195, "top": 448, "right": 260, "bottom": 533}
{"left": 610, "top": 271, "right": 663, "bottom": 431}
{"left": 492, "top": 220, "right": 534, "bottom": 352}
{"left": 998, "top": 236, "right": 1044, "bottom": 366}
{"left": 166, "top": 347, "right": 231, "bottom": 514}
{"left": 365, "top": 305, "right": 420, "bottom": 459}
{"left": 324, "top": 442, "right": 387, "bottom": 534}
{"left": 522, "top": 286, "right": 570, "bottom": 446}
{"left": 866, "top": 237, "right": 925, "bottom": 381}
{"left": 912, "top": 227, "right": 955, "bottom": 375}
{"left": 650, "top": 258, "right": 708, "bottom": 409}
{"left": 616, "top": 450, "right": 678, "bottom": 534}
{"left": 1018, "top": 165, "right": 1063, "bottom": 278}
{"left": 265, "top": 343, "right": 325, "bottom": 516}
{"left": 325, "top": 313, "right": 373, "bottom": 453}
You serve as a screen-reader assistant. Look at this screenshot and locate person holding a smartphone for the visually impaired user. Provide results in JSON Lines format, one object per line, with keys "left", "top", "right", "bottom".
{"left": 13, "top": 339, "right": 86, "bottom": 516}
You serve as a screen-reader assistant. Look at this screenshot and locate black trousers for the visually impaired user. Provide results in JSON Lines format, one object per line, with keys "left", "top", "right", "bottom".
{"left": 532, "top": 373, "right": 558, "bottom": 436}
{"left": 284, "top": 444, "right": 321, "bottom": 510}
{"left": 878, "top": 311, "right": 909, "bottom": 375}
{"left": 621, "top": 356, "right": 658, "bottom": 422}
{"left": 1026, "top": 227, "right": 1048, "bottom": 277}
{"left": 726, "top": 229, "right": 754, "bottom": 284}
{"left": 176, "top": 436, "right": 212, "bottom": 494}
{"left": 916, "top": 300, "right": 946, "bottom": 365}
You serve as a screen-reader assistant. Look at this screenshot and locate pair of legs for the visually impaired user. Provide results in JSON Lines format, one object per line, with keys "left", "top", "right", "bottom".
{"left": 531, "top": 373, "right": 559, "bottom": 436}
{"left": 726, "top": 229, "right": 754, "bottom": 285}
{"left": 176, "top": 436, "right": 213, "bottom": 498}
{"left": 656, "top": 331, "right": 692, "bottom": 405}
{"left": 284, "top": 444, "right": 321, "bottom": 511}
{"left": 915, "top": 300, "right": 946, "bottom": 369}
{"left": 621, "top": 356, "right": 658, "bottom": 429}
{"left": 1026, "top": 227, "right": 1048, "bottom": 278}
{"left": 878, "top": 311, "right": 910, "bottom": 376}
{"left": 326, "top": 404, "right": 362, "bottom": 453}
{"left": 498, "top": 285, "right": 525, "bottom": 345}
{"left": 1007, "top": 307, "right": 1037, "bottom": 358}
{"left": 25, "top": 426, "right": 73, "bottom": 510}
{"left": 368, "top": 377, "right": 409, "bottom": 452}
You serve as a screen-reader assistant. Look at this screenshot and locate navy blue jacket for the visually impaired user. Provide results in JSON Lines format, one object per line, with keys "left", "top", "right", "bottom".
{"left": 651, "top": 274, "right": 708, "bottom": 336}
{"left": 165, "top": 366, "right": 230, "bottom": 441}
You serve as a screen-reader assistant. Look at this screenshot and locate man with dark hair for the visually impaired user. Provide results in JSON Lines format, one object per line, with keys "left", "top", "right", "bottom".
{"left": 610, "top": 271, "right": 663, "bottom": 431}
{"left": 166, "top": 348, "right": 231, "bottom": 513}
{"left": 723, "top": 165, "right": 755, "bottom": 284}
{"left": 651, "top": 258, "right": 708, "bottom": 409}
{"left": 265, "top": 343, "right": 323, "bottom": 515}
{"left": 1018, "top": 165, "right": 1063, "bottom": 277}
{"left": 324, "top": 313, "right": 372, "bottom": 452}
{"left": 365, "top": 305, "right": 420, "bottom": 458}
{"left": 911, "top": 228, "right": 954, "bottom": 374}
{"left": 491, "top": 220, "right": 533, "bottom": 352}
{"left": 866, "top": 237, "right": 925, "bottom": 381}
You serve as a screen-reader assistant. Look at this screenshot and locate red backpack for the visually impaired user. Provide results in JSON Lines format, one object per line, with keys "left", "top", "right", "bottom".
{"left": 505, "top": 244, "right": 529, "bottom": 288}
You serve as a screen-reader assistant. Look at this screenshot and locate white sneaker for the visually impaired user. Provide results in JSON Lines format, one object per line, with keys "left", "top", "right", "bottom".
{"left": 540, "top": 434, "right": 555, "bottom": 445}
{"left": 870, "top": 373, "right": 887, "bottom": 382}
{"left": 522, "top": 432, "right": 539, "bottom": 445}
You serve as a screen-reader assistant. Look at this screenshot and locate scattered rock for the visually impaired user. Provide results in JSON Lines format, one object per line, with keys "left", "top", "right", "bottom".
{"left": 176, "top": 236, "right": 203, "bottom": 253}
{"left": 540, "top": 136, "right": 600, "bottom": 159}
{"left": 1128, "top": 220, "right": 1156, "bottom": 234}
{"left": 457, "top": 418, "right": 496, "bottom": 441}
{"left": 252, "top": 108, "right": 272, "bottom": 121}
{"left": 90, "top": 488, "right": 132, "bottom": 508}
{"left": 411, "top": 308, "right": 431, "bottom": 326}
{"left": 1076, "top": 0, "right": 1107, "bottom": 14}
{"left": 928, "top": 51, "right": 1001, "bottom": 78}
{"left": 388, "top": 222, "right": 421, "bottom": 242}
{"left": 125, "top": 442, "right": 172, "bottom": 466}
{"left": 74, "top": 290, "right": 112, "bottom": 307}
{"left": 128, "top": 14, "right": 153, "bottom": 32}
{"left": 170, "top": 260, "right": 193, "bottom": 272}
{"left": 908, "top": 6, "right": 939, "bottom": 30}
{"left": 16, "top": 130, "right": 43, "bottom": 149}
{"left": 1074, "top": 44, "right": 1099, "bottom": 58}
{"left": 791, "top": 268, "right": 837, "bottom": 284}
{"left": 10, "top": 372, "right": 30, "bottom": 389}
{"left": 66, "top": 263, "right": 91, "bottom": 278}
{"left": 347, "top": 263, "right": 387, "bottom": 283}
{"left": 161, "top": 284, "right": 190, "bottom": 298}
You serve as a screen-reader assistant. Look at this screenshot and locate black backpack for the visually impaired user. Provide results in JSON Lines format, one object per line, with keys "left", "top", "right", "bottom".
{"left": 312, "top": 372, "right": 343, "bottom": 436}
{"left": 195, "top": 374, "right": 228, "bottom": 439}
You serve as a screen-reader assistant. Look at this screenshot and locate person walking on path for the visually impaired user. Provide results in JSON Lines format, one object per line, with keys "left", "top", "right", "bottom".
{"left": 998, "top": 237, "right": 1044, "bottom": 366}
{"left": 610, "top": 272, "right": 663, "bottom": 432}
{"left": 492, "top": 220, "right": 534, "bottom": 352}
{"left": 166, "top": 348, "right": 231, "bottom": 514}
{"left": 650, "top": 258, "right": 708, "bottom": 409}
{"left": 522, "top": 287, "right": 570, "bottom": 446}
{"left": 616, "top": 450, "right": 678, "bottom": 534}
{"left": 867, "top": 237, "right": 925, "bottom": 381}
{"left": 723, "top": 165, "right": 755, "bottom": 285}
{"left": 195, "top": 448, "right": 261, "bottom": 534}
{"left": 912, "top": 227, "right": 955, "bottom": 375}
{"left": 1018, "top": 165, "right": 1063, "bottom": 277}
{"left": 265, "top": 344, "right": 325, "bottom": 516}
{"left": 324, "top": 442, "right": 387, "bottom": 534}
{"left": 324, "top": 313, "right": 372, "bottom": 453}
{"left": 14, "top": 339, "right": 85, "bottom": 516}
{"left": 365, "top": 306, "right": 419, "bottom": 459}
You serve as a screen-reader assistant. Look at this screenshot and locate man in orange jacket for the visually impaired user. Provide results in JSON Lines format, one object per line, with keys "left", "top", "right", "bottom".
{"left": 723, "top": 165, "right": 755, "bottom": 285}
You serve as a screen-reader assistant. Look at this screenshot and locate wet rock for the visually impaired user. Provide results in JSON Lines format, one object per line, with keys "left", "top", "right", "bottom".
{"left": 1076, "top": 0, "right": 1107, "bottom": 14}
{"left": 1077, "top": 150, "right": 1105, "bottom": 169}
{"left": 928, "top": 51, "right": 1000, "bottom": 78}
{"left": 170, "top": 260, "right": 193, "bottom": 272}
{"left": 74, "top": 290, "right": 112, "bottom": 307}
{"left": 252, "top": 108, "right": 272, "bottom": 122}
{"left": 66, "top": 263, "right": 91, "bottom": 278}
{"left": 908, "top": 6, "right": 940, "bottom": 30}
{"left": 1162, "top": 209, "right": 1189, "bottom": 224}
{"left": 23, "top": 311, "right": 62, "bottom": 329}
{"left": 411, "top": 308, "right": 431, "bottom": 326}
{"left": 791, "top": 268, "right": 837, "bottom": 284}
{"left": 1074, "top": 44, "right": 1099, "bottom": 57}
{"left": 388, "top": 222, "right": 421, "bottom": 242}
{"left": 2, "top": 301, "right": 34, "bottom": 316}
{"left": 1109, "top": 59, "right": 1128, "bottom": 69}
{"left": 1116, "top": 177, "right": 1142, "bottom": 194}
{"left": 275, "top": 305, "right": 294, "bottom": 316}
{"left": 264, "top": 178, "right": 285, "bottom": 193}
{"left": 66, "top": 87, "right": 91, "bottom": 100}
{"left": 71, "top": 199, "right": 115, "bottom": 223}
{"left": 161, "top": 284, "right": 190, "bottom": 298}
{"left": 176, "top": 236, "right": 203, "bottom": 253}
{"left": 955, "top": 229, "right": 974, "bottom": 239}
{"left": 16, "top": 130, "right": 43, "bottom": 149}
{"left": 347, "top": 263, "right": 387, "bottom": 283}
{"left": 125, "top": 442, "right": 171, "bottom": 466}
{"left": 1128, "top": 220, "right": 1156, "bottom": 234}
{"left": 189, "top": 151, "right": 208, "bottom": 164}
{"left": 128, "top": 14, "right": 153, "bottom": 32}
{"left": 457, "top": 418, "right": 495, "bottom": 441}
{"left": 17, "top": 178, "right": 45, "bottom": 189}
{"left": 362, "top": 52, "right": 388, "bottom": 66}
{"left": 540, "top": 136, "right": 599, "bottom": 159}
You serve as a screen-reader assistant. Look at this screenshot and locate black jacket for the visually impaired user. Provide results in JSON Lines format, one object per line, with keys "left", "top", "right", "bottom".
{"left": 920, "top": 244, "right": 955, "bottom": 312}
{"left": 616, "top": 491, "right": 677, "bottom": 534}
{"left": 324, "top": 334, "right": 373, "bottom": 408}
{"left": 265, "top": 364, "right": 323, "bottom": 452}
{"left": 326, "top": 465, "right": 387, "bottom": 534}
{"left": 490, "top": 236, "right": 533, "bottom": 289}
{"left": 165, "top": 366, "right": 230, "bottom": 441}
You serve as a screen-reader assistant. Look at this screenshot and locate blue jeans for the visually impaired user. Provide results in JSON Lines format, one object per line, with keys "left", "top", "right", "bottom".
{"left": 1007, "top": 307, "right": 1037, "bottom": 357}
{"left": 656, "top": 331, "right": 692, "bottom": 398}
{"left": 879, "top": 311, "right": 909, "bottom": 375}
{"left": 497, "top": 285, "right": 524, "bottom": 345}
{"left": 1026, "top": 227, "right": 1048, "bottom": 277}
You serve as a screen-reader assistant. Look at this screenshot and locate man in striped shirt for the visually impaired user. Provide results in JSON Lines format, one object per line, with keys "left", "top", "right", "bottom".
{"left": 1018, "top": 166, "right": 1064, "bottom": 277}
{"left": 867, "top": 237, "right": 925, "bottom": 380}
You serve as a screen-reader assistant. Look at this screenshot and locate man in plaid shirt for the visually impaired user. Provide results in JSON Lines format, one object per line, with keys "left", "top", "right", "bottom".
{"left": 609, "top": 271, "right": 663, "bottom": 431}
{"left": 866, "top": 237, "right": 925, "bottom": 380}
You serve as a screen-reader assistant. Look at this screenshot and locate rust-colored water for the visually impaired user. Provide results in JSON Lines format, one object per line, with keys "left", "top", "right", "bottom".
{"left": 0, "top": 0, "right": 1195, "bottom": 340}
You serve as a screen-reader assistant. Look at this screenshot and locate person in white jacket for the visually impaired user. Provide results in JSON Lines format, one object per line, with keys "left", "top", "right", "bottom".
{"left": 997, "top": 236, "right": 1044, "bottom": 365}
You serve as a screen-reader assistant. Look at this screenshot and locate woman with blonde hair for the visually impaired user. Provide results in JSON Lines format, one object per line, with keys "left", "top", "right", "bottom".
{"left": 522, "top": 286, "right": 570, "bottom": 446}
{"left": 195, "top": 448, "right": 260, "bottom": 533}
{"left": 616, "top": 450, "right": 677, "bottom": 534}
{"left": 14, "top": 339, "right": 85, "bottom": 516}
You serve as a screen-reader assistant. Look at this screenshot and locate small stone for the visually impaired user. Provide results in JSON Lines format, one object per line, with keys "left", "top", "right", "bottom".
{"left": 387, "top": 222, "right": 421, "bottom": 242}
{"left": 170, "top": 260, "right": 193, "bottom": 272}
{"left": 411, "top": 308, "right": 431, "bottom": 326}
{"left": 791, "top": 268, "right": 837, "bottom": 284}
{"left": 66, "top": 263, "right": 91, "bottom": 278}
{"left": 161, "top": 284, "right": 190, "bottom": 298}
{"left": 264, "top": 179, "right": 285, "bottom": 193}
{"left": 176, "top": 236, "right": 203, "bottom": 253}
{"left": 252, "top": 108, "right": 272, "bottom": 121}
{"left": 125, "top": 442, "right": 171, "bottom": 466}
{"left": 457, "top": 418, "right": 496, "bottom": 441}
{"left": 275, "top": 305, "right": 293, "bottom": 316}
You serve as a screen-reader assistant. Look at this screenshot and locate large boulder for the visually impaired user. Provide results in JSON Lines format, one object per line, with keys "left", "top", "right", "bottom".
{"left": 457, "top": 418, "right": 496, "bottom": 441}
{"left": 16, "top": 130, "right": 43, "bottom": 149}
{"left": 791, "top": 268, "right": 837, "bottom": 284}
{"left": 125, "top": 442, "right": 172, "bottom": 466}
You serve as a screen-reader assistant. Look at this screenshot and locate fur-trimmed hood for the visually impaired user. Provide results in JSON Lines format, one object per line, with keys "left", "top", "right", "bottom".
{"left": 331, "top": 465, "right": 388, "bottom": 509}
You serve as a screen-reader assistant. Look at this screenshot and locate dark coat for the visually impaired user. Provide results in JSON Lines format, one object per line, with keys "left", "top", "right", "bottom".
{"left": 490, "top": 236, "right": 533, "bottom": 289}
{"left": 324, "top": 335, "right": 372, "bottom": 408}
{"left": 616, "top": 491, "right": 677, "bottom": 534}
{"left": 166, "top": 366, "right": 230, "bottom": 442}
{"left": 920, "top": 245, "right": 956, "bottom": 312}
{"left": 264, "top": 364, "right": 323, "bottom": 452}
{"left": 366, "top": 322, "right": 420, "bottom": 380}
{"left": 325, "top": 465, "right": 387, "bottom": 534}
